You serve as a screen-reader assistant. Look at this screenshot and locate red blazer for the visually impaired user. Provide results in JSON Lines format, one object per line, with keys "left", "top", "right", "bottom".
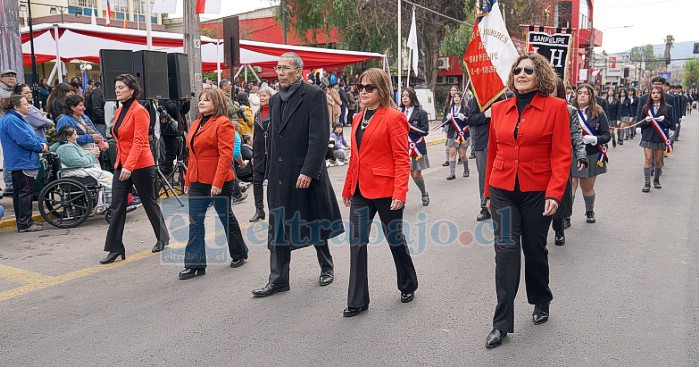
{"left": 485, "top": 94, "right": 572, "bottom": 201}
{"left": 342, "top": 107, "right": 410, "bottom": 202}
{"left": 112, "top": 101, "right": 155, "bottom": 171}
{"left": 185, "top": 115, "right": 236, "bottom": 189}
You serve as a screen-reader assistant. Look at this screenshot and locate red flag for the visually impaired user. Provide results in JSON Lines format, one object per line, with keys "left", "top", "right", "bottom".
{"left": 463, "top": 22, "right": 506, "bottom": 111}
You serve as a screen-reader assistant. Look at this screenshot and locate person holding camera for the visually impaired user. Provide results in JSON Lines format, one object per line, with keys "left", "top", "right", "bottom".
{"left": 236, "top": 93, "right": 254, "bottom": 136}
{"left": 157, "top": 100, "right": 183, "bottom": 177}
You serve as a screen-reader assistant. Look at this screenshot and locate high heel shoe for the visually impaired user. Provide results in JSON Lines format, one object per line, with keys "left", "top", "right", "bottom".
{"left": 99, "top": 251, "right": 125, "bottom": 264}
{"left": 249, "top": 209, "right": 266, "bottom": 222}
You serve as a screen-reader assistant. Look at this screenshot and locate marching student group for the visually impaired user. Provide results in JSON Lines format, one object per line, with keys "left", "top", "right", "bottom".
{"left": 0, "top": 50, "right": 691, "bottom": 349}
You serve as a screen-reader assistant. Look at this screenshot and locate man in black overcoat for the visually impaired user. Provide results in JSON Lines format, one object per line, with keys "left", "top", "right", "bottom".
{"left": 252, "top": 52, "right": 344, "bottom": 297}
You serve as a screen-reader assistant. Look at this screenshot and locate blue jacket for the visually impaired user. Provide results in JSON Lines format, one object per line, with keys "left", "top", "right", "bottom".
{"left": 56, "top": 113, "right": 105, "bottom": 146}
{"left": 0, "top": 110, "right": 47, "bottom": 170}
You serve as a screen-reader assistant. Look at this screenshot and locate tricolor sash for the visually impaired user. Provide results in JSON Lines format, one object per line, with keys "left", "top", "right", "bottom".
{"left": 450, "top": 106, "right": 469, "bottom": 145}
{"left": 647, "top": 108, "right": 673, "bottom": 154}
{"left": 578, "top": 110, "right": 609, "bottom": 167}
{"left": 408, "top": 134, "right": 425, "bottom": 157}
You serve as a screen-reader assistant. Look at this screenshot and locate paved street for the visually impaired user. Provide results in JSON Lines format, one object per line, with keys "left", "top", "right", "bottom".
{"left": 1, "top": 114, "right": 698, "bottom": 366}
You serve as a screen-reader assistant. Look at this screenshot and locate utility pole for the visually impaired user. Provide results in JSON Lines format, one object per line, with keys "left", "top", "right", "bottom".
{"left": 183, "top": 0, "right": 202, "bottom": 121}
{"left": 27, "top": 0, "right": 40, "bottom": 107}
{"left": 0, "top": 0, "right": 25, "bottom": 84}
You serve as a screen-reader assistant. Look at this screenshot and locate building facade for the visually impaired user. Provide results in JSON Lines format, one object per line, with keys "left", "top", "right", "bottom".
{"left": 18, "top": 0, "right": 163, "bottom": 29}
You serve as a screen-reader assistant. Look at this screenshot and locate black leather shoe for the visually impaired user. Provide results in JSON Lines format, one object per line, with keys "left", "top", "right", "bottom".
{"left": 563, "top": 217, "right": 571, "bottom": 229}
{"left": 463, "top": 170, "right": 470, "bottom": 177}
{"left": 319, "top": 271, "right": 334, "bottom": 286}
{"left": 249, "top": 209, "right": 266, "bottom": 222}
{"left": 421, "top": 193, "right": 430, "bottom": 206}
{"left": 642, "top": 182, "right": 651, "bottom": 192}
{"left": 99, "top": 251, "right": 125, "bottom": 264}
{"left": 442, "top": 161, "right": 449, "bottom": 167}
{"left": 485, "top": 328, "right": 507, "bottom": 349}
{"left": 476, "top": 208, "right": 491, "bottom": 221}
{"left": 179, "top": 267, "right": 206, "bottom": 280}
{"left": 152, "top": 241, "right": 168, "bottom": 253}
{"left": 585, "top": 211, "right": 596, "bottom": 223}
{"left": 446, "top": 174, "right": 456, "bottom": 180}
{"left": 533, "top": 302, "right": 550, "bottom": 325}
{"left": 653, "top": 180, "right": 662, "bottom": 189}
{"left": 230, "top": 256, "right": 247, "bottom": 268}
{"left": 401, "top": 292, "right": 414, "bottom": 303}
{"left": 554, "top": 230, "right": 565, "bottom": 246}
{"left": 252, "top": 283, "right": 290, "bottom": 297}
{"left": 343, "top": 305, "right": 369, "bottom": 317}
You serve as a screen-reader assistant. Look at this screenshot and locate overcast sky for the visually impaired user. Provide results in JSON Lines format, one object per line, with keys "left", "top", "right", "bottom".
{"left": 184, "top": 0, "right": 696, "bottom": 53}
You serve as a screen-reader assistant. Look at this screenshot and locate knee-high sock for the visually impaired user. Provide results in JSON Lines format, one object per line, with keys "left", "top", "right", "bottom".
{"left": 449, "top": 161, "right": 456, "bottom": 175}
{"left": 583, "top": 194, "right": 595, "bottom": 213}
{"left": 654, "top": 167, "right": 662, "bottom": 182}
{"left": 462, "top": 160, "right": 469, "bottom": 174}
{"left": 413, "top": 176, "right": 427, "bottom": 195}
{"left": 644, "top": 167, "right": 651, "bottom": 184}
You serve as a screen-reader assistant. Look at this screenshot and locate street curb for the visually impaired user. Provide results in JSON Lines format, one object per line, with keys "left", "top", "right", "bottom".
{"left": 426, "top": 137, "right": 446, "bottom": 146}
{"left": 0, "top": 214, "right": 43, "bottom": 231}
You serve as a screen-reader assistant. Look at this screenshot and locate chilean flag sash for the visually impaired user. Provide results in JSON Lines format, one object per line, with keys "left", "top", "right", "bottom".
{"left": 648, "top": 108, "right": 673, "bottom": 154}
{"left": 450, "top": 106, "right": 469, "bottom": 145}
{"left": 578, "top": 110, "right": 609, "bottom": 167}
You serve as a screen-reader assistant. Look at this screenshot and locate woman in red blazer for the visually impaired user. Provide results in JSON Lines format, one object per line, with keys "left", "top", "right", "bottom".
{"left": 341, "top": 68, "right": 417, "bottom": 317}
{"left": 483, "top": 53, "right": 572, "bottom": 348}
{"left": 101, "top": 74, "right": 170, "bottom": 264}
{"left": 179, "top": 88, "right": 248, "bottom": 280}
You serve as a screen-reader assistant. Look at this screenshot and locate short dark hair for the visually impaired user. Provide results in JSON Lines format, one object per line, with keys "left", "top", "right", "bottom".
{"left": 2, "top": 95, "right": 25, "bottom": 112}
{"left": 114, "top": 74, "right": 142, "bottom": 99}
{"left": 236, "top": 92, "right": 250, "bottom": 106}
{"left": 651, "top": 76, "right": 666, "bottom": 84}
{"left": 64, "top": 94, "right": 84, "bottom": 113}
{"left": 56, "top": 125, "right": 77, "bottom": 143}
{"left": 13, "top": 84, "right": 30, "bottom": 95}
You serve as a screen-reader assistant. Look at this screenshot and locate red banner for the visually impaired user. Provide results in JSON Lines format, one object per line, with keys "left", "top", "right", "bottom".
{"left": 463, "top": 23, "right": 506, "bottom": 111}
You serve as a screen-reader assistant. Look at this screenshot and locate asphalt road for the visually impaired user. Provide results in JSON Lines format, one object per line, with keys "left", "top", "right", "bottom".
{"left": 1, "top": 113, "right": 698, "bottom": 366}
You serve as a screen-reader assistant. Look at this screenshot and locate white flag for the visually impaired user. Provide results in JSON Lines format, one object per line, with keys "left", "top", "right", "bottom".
{"left": 478, "top": 0, "right": 519, "bottom": 85}
{"left": 197, "top": 0, "right": 222, "bottom": 14}
{"left": 152, "top": 0, "right": 177, "bottom": 14}
{"left": 406, "top": 8, "right": 419, "bottom": 76}
{"left": 90, "top": 7, "right": 97, "bottom": 25}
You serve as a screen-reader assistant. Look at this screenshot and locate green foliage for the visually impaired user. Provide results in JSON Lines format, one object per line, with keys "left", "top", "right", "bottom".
{"left": 683, "top": 58, "right": 699, "bottom": 87}
{"left": 629, "top": 44, "right": 662, "bottom": 71}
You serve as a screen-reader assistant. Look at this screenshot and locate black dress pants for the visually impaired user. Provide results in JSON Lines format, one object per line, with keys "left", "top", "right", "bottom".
{"left": 490, "top": 181, "right": 553, "bottom": 333}
{"left": 184, "top": 180, "right": 248, "bottom": 268}
{"left": 347, "top": 191, "right": 418, "bottom": 308}
{"left": 104, "top": 166, "right": 170, "bottom": 253}
{"left": 268, "top": 241, "right": 334, "bottom": 285}
{"left": 11, "top": 170, "right": 36, "bottom": 230}
{"left": 252, "top": 171, "right": 265, "bottom": 211}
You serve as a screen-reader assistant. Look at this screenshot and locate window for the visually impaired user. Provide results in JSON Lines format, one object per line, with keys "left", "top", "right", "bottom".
{"left": 554, "top": 1, "right": 572, "bottom": 28}
{"left": 69, "top": 0, "right": 96, "bottom": 7}
{"left": 579, "top": 0, "right": 590, "bottom": 28}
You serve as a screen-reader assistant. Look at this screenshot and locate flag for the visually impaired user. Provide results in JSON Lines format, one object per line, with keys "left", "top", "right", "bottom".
{"left": 406, "top": 8, "right": 419, "bottom": 76}
{"left": 105, "top": 0, "right": 112, "bottom": 26}
{"left": 196, "top": 0, "right": 222, "bottom": 14}
{"left": 123, "top": 15, "right": 127, "bottom": 29}
{"left": 463, "top": 0, "right": 519, "bottom": 111}
{"left": 90, "top": 7, "right": 97, "bottom": 25}
{"left": 152, "top": 0, "right": 177, "bottom": 14}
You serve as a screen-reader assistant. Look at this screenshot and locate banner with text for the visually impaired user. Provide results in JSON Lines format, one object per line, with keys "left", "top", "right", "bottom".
{"left": 527, "top": 31, "right": 572, "bottom": 82}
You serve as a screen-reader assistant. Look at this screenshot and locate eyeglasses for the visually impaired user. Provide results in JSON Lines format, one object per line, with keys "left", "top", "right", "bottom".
{"left": 355, "top": 83, "right": 377, "bottom": 93}
{"left": 513, "top": 66, "right": 534, "bottom": 76}
{"left": 274, "top": 65, "right": 297, "bottom": 72}
{"left": 1, "top": 75, "right": 17, "bottom": 79}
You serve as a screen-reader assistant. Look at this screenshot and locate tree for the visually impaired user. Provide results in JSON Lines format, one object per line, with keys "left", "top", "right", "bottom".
{"left": 629, "top": 44, "right": 662, "bottom": 71}
{"left": 663, "top": 34, "right": 674, "bottom": 65}
{"left": 683, "top": 58, "right": 699, "bottom": 87}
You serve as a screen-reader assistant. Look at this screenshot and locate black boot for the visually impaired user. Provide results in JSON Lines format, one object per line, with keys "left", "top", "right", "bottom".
{"left": 554, "top": 229, "right": 565, "bottom": 246}
{"left": 249, "top": 208, "right": 266, "bottom": 222}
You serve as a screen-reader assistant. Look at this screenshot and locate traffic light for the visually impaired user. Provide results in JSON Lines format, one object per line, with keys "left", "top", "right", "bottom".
{"left": 631, "top": 81, "right": 636, "bottom": 87}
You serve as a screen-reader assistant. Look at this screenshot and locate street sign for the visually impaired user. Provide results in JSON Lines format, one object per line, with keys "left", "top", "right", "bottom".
{"left": 609, "top": 56, "right": 616, "bottom": 68}
{"left": 659, "top": 72, "right": 671, "bottom": 80}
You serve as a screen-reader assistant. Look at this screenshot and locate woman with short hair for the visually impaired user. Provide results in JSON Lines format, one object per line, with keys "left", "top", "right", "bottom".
{"left": 483, "top": 53, "right": 572, "bottom": 348}
{"left": 56, "top": 94, "right": 106, "bottom": 153}
{"left": 13, "top": 84, "right": 54, "bottom": 139}
{"left": 101, "top": 74, "right": 170, "bottom": 264}
{"left": 249, "top": 86, "right": 276, "bottom": 222}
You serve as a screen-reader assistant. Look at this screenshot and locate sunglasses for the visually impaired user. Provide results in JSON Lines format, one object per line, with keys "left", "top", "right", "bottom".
{"left": 355, "top": 83, "right": 377, "bottom": 93}
{"left": 513, "top": 66, "right": 535, "bottom": 76}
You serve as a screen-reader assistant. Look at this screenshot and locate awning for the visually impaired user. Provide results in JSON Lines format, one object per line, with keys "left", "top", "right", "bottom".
{"left": 21, "top": 23, "right": 385, "bottom": 72}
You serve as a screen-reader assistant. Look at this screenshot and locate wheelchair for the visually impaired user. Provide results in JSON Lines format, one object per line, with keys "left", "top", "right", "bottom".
{"left": 37, "top": 152, "right": 135, "bottom": 229}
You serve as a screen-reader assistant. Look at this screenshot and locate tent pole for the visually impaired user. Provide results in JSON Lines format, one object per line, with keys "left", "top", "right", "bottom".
{"left": 233, "top": 66, "right": 244, "bottom": 80}
{"left": 145, "top": 0, "right": 153, "bottom": 49}
{"left": 385, "top": 56, "right": 394, "bottom": 96}
{"left": 53, "top": 24, "right": 63, "bottom": 82}
{"left": 47, "top": 63, "right": 58, "bottom": 86}
{"left": 247, "top": 65, "right": 261, "bottom": 83}
{"left": 216, "top": 41, "right": 221, "bottom": 86}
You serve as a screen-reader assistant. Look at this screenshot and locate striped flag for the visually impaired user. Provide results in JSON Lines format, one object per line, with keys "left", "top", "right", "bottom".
{"left": 196, "top": 0, "right": 222, "bottom": 14}
{"left": 105, "top": 0, "right": 112, "bottom": 26}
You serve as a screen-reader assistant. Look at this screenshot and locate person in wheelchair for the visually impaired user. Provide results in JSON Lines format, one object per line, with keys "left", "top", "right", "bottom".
{"left": 50, "top": 126, "right": 113, "bottom": 190}
{"left": 56, "top": 95, "right": 108, "bottom": 154}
